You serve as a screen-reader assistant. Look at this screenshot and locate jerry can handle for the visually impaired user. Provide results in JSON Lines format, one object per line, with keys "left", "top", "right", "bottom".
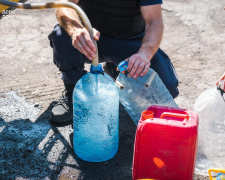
{"left": 160, "top": 112, "right": 190, "bottom": 124}
{"left": 118, "top": 61, "right": 128, "bottom": 73}
{"left": 208, "top": 169, "right": 225, "bottom": 180}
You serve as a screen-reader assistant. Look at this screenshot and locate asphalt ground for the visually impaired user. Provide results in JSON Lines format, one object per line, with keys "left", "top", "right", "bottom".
{"left": 0, "top": 0, "right": 225, "bottom": 179}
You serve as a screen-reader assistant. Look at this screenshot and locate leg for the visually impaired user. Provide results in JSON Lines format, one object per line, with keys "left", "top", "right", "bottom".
{"left": 48, "top": 24, "right": 89, "bottom": 123}
{"left": 48, "top": 24, "right": 88, "bottom": 85}
{"left": 150, "top": 48, "right": 179, "bottom": 98}
{"left": 48, "top": 25, "right": 117, "bottom": 123}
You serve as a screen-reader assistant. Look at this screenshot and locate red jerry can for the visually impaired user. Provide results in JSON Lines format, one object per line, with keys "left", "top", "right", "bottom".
{"left": 132, "top": 105, "right": 198, "bottom": 180}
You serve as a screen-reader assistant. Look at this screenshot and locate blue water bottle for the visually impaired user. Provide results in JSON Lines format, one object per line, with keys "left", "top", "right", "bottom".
{"left": 73, "top": 64, "right": 119, "bottom": 162}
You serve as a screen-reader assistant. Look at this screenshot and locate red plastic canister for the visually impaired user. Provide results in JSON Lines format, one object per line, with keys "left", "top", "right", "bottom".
{"left": 132, "top": 105, "right": 198, "bottom": 180}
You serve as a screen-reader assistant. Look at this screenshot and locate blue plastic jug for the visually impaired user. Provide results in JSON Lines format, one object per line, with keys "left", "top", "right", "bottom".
{"left": 73, "top": 64, "right": 119, "bottom": 162}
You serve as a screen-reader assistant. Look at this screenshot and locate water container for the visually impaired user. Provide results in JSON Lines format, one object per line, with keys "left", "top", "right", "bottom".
{"left": 194, "top": 87, "right": 225, "bottom": 175}
{"left": 116, "top": 61, "right": 178, "bottom": 125}
{"left": 73, "top": 64, "right": 119, "bottom": 162}
{"left": 132, "top": 105, "right": 198, "bottom": 180}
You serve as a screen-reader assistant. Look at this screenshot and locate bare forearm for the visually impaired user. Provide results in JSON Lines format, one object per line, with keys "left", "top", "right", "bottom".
{"left": 139, "top": 19, "right": 164, "bottom": 61}
{"left": 127, "top": 4, "right": 163, "bottom": 78}
{"left": 55, "top": 0, "right": 82, "bottom": 36}
{"left": 55, "top": 0, "right": 100, "bottom": 60}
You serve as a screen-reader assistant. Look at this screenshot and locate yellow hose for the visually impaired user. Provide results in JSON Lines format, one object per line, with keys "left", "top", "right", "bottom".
{"left": 0, "top": 0, "right": 99, "bottom": 66}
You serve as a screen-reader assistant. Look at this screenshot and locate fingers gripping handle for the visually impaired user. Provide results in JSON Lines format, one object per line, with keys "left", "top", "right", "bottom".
{"left": 0, "top": 0, "right": 99, "bottom": 66}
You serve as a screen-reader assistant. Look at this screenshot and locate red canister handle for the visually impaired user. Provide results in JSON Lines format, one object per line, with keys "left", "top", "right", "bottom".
{"left": 160, "top": 112, "right": 190, "bottom": 124}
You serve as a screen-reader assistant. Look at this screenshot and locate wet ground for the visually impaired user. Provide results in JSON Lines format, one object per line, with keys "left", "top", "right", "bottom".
{"left": 0, "top": 0, "right": 225, "bottom": 179}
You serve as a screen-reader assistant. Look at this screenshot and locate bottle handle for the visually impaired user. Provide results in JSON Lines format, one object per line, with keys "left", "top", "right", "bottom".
{"left": 208, "top": 169, "right": 225, "bottom": 180}
{"left": 160, "top": 112, "right": 189, "bottom": 124}
{"left": 118, "top": 61, "right": 128, "bottom": 73}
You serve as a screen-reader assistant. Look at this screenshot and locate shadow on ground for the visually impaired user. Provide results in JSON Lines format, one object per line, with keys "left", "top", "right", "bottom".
{"left": 0, "top": 101, "right": 136, "bottom": 180}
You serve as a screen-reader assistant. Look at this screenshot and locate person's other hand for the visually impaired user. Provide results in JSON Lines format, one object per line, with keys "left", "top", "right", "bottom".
{"left": 216, "top": 72, "right": 225, "bottom": 92}
{"left": 71, "top": 27, "right": 100, "bottom": 60}
{"left": 126, "top": 53, "right": 150, "bottom": 79}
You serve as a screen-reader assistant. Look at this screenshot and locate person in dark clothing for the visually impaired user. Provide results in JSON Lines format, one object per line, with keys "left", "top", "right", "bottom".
{"left": 48, "top": 0, "right": 179, "bottom": 123}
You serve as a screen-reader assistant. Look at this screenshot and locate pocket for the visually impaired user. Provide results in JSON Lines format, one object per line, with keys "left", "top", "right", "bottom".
{"left": 158, "top": 48, "right": 179, "bottom": 87}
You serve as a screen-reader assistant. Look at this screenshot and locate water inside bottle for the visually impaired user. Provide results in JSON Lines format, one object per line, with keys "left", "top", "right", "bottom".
{"left": 73, "top": 73, "right": 119, "bottom": 162}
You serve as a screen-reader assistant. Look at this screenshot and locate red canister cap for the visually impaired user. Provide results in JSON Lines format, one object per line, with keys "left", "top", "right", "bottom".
{"left": 141, "top": 110, "right": 154, "bottom": 120}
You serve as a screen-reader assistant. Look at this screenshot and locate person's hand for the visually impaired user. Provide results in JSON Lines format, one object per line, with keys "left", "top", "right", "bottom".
{"left": 216, "top": 72, "right": 225, "bottom": 92}
{"left": 71, "top": 27, "right": 100, "bottom": 60}
{"left": 126, "top": 53, "right": 151, "bottom": 79}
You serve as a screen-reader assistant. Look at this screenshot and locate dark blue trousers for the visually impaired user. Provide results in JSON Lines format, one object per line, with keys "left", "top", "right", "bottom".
{"left": 48, "top": 25, "right": 179, "bottom": 98}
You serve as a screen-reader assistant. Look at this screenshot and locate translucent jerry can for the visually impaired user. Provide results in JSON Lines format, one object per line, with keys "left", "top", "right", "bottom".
{"left": 132, "top": 105, "right": 198, "bottom": 180}
{"left": 73, "top": 65, "right": 119, "bottom": 162}
{"left": 194, "top": 86, "right": 225, "bottom": 175}
{"left": 116, "top": 61, "right": 178, "bottom": 125}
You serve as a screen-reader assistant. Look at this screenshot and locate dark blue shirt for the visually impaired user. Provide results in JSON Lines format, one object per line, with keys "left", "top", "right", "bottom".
{"left": 140, "top": 0, "right": 163, "bottom": 6}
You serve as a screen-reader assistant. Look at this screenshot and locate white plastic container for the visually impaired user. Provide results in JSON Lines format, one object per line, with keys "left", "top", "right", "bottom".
{"left": 194, "top": 86, "right": 225, "bottom": 175}
{"left": 116, "top": 62, "right": 178, "bottom": 125}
